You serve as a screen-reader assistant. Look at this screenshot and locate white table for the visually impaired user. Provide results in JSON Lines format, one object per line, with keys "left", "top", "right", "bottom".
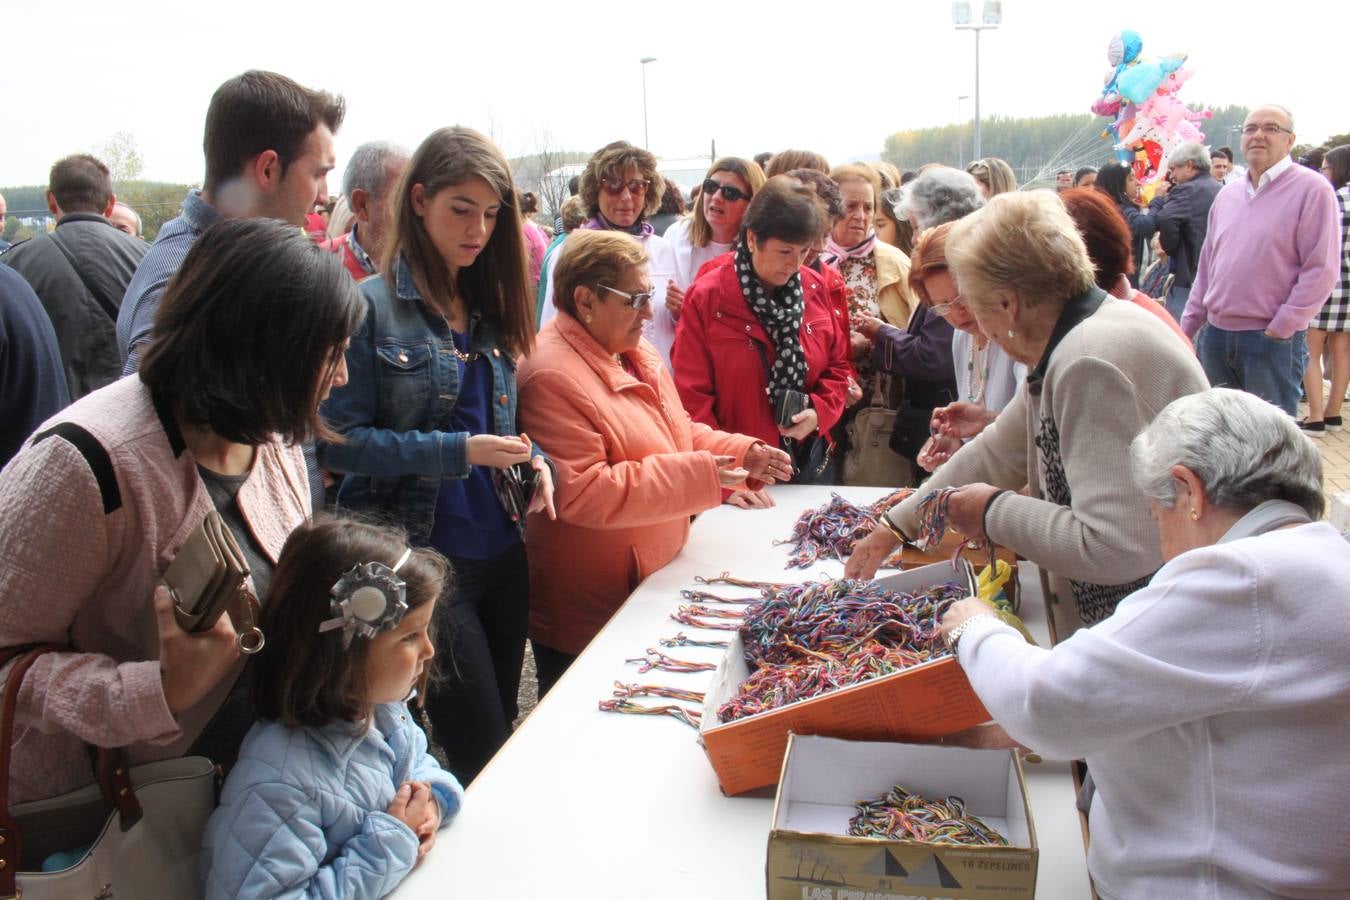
{"left": 399, "top": 485, "right": 1092, "bottom": 898}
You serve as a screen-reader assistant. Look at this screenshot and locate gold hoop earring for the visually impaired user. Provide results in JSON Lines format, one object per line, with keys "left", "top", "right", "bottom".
{"left": 1189, "top": 508, "right": 1199, "bottom": 521}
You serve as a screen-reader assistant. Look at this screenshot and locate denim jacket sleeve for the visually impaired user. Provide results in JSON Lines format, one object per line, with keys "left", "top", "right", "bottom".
{"left": 318, "top": 313, "right": 472, "bottom": 480}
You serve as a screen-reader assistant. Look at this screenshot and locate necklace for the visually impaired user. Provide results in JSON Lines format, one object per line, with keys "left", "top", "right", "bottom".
{"left": 436, "top": 310, "right": 481, "bottom": 364}
{"left": 966, "top": 338, "right": 990, "bottom": 404}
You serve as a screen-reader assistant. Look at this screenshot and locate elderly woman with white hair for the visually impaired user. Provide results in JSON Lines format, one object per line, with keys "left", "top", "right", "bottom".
{"left": 892, "top": 166, "right": 986, "bottom": 233}
{"left": 934, "top": 388, "right": 1350, "bottom": 898}
{"left": 848, "top": 191, "right": 1209, "bottom": 634}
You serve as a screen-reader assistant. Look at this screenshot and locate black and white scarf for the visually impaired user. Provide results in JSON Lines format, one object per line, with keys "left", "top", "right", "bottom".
{"left": 735, "top": 240, "right": 808, "bottom": 408}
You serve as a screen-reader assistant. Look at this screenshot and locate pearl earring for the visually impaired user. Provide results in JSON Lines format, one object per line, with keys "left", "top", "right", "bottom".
{"left": 584, "top": 314, "right": 593, "bottom": 324}
{"left": 1006, "top": 329, "right": 1015, "bottom": 339}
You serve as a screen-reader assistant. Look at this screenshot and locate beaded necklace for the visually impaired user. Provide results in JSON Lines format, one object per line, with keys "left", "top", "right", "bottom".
{"left": 965, "top": 337, "right": 990, "bottom": 405}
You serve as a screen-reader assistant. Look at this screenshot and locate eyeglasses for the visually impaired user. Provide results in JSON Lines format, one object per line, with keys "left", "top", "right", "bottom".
{"left": 597, "top": 284, "right": 654, "bottom": 310}
{"left": 600, "top": 177, "right": 651, "bottom": 196}
{"left": 929, "top": 295, "right": 967, "bottom": 317}
{"left": 702, "top": 179, "right": 750, "bottom": 203}
{"left": 1241, "top": 123, "right": 1292, "bottom": 136}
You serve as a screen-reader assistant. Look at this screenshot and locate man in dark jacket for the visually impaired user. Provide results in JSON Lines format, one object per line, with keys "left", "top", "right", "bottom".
{"left": 0, "top": 154, "right": 148, "bottom": 398}
{"left": 1152, "top": 142, "right": 1222, "bottom": 323}
{"left": 0, "top": 266, "right": 69, "bottom": 467}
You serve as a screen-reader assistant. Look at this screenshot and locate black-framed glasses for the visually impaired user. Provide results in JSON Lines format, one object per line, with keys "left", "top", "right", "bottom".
{"left": 702, "top": 179, "right": 750, "bottom": 203}
{"left": 598, "top": 284, "right": 654, "bottom": 310}
{"left": 600, "top": 177, "right": 651, "bottom": 196}
{"left": 1241, "top": 123, "right": 1292, "bottom": 136}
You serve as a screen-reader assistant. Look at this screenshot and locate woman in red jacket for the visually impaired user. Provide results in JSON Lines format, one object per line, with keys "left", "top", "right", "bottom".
{"left": 672, "top": 176, "right": 851, "bottom": 506}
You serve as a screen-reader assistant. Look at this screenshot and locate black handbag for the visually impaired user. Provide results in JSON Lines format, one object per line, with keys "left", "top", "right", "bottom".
{"left": 752, "top": 342, "right": 834, "bottom": 484}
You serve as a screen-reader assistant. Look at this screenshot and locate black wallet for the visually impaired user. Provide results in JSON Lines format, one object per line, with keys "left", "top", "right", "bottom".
{"left": 493, "top": 461, "right": 540, "bottom": 525}
{"left": 774, "top": 389, "right": 812, "bottom": 429}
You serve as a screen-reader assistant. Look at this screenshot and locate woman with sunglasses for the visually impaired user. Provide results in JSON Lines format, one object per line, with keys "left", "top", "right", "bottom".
{"left": 538, "top": 141, "right": 681, "bottom": 367}
{"left": 517, "top": 230, "right": 792, "bottom": 692}
{"left": 672, "top": 176, "right": 852, "bottom": 503}
{"left": 319, "top": 127, "right": 556, "bottom": 785}
{"left": 664, "top": 157, "right": 766, "bottom": 309}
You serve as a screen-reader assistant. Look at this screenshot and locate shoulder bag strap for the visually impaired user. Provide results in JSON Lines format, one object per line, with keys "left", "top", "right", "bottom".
{"left": 46, "top": 229, "right": 122, "bottom": 322}
{"left": 0, "top": 644, "right": 142, "bottom": 895}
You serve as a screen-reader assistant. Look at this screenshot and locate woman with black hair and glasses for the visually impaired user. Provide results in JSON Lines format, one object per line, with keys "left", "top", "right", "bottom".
{"left": 1094, "top": 161, "right": 1158, "bottom": 287}
{"left": 538, "top": 141, "right": 682, "bottom": 368}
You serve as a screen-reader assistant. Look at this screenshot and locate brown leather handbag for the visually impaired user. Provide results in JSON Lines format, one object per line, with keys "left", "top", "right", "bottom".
{"left": 0, "top": 645, "right": 216, "bottom": 900}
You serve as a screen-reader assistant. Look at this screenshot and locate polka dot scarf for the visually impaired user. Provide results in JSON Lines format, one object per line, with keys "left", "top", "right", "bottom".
{"left": 735, "top": 240, "right": 808, "bottom": 406}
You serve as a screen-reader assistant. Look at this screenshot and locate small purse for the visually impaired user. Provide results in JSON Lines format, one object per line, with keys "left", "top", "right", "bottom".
{"left": 773, "top": 388, "right": 811, "bottom": 430}
{"left": 161, "top": 511, "right": 264, "bottom": 654}
{"left": 492, "top": 461, "right": 540, "bottom": 527}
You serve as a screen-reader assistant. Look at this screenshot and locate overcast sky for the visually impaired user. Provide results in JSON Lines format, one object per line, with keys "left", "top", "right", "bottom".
{"left": 5, "top": 0, "right": 1344, "bottom": 192}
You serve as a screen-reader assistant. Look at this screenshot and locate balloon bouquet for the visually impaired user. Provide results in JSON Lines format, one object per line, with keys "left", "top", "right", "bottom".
{"left": 1092, "top": 30, "right": 1211, "bottom": 199}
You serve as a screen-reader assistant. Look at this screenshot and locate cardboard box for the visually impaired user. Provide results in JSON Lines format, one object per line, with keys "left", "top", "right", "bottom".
{"left": 767, "top": 734, "right": 1038, "bottom": 900}
{"left": 699, "top": 561, "right": 990, "bottom": 796}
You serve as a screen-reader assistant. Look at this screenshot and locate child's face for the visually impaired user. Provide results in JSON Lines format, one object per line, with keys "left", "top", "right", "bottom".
{"left": 368, "top": 602, "right": 436, "bottom": 705}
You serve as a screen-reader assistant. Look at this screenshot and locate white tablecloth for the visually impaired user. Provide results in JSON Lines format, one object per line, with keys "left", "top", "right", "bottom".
{"left": 398, "top": 485, "right": 1092, "bottom": 898}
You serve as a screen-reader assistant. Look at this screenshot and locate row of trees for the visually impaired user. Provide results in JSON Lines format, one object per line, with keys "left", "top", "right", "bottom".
{"left": 882, "top": 105, "right": 1255, "bottom": 186}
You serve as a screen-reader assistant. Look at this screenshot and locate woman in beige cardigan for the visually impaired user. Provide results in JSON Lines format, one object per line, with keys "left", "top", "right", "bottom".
{"left": 847, "top": 191, "right": 1208, "bottom": 635}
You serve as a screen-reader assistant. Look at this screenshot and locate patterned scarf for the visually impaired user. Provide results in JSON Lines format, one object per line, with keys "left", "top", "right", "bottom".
{"left": 585, "top": 214, "right": 654, "bottom": 239}
{"left": 735, "top": 240, "right": 808, "bottom": 407}
{"left": 820, "top": 230, "right": 878, "bottom": 268}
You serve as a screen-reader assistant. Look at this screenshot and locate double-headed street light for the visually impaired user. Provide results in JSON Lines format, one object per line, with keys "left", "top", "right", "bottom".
{"left": 952, "top": 2, "right": 1002, "bottom": 161}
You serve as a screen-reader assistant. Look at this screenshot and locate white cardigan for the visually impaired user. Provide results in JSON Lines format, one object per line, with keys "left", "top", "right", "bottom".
{"left": 958, "top": 521, "right": 1350, "bottom": 898}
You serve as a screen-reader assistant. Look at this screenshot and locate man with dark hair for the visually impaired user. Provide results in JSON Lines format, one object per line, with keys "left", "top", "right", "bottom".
{"left": 1211, "top": 146, "right": 1245, "bottom": 185}
{"left": 1056, "top": 169, "right": 1073, "bottom": 191}
{"left": 117, "top": 69, "right": 345, "bottom": 372}
{"left": 0, "top": 154, "right": 149, "bottom": 398}
{"left": 328, "top": 140, "right": 408, "bottom": 279}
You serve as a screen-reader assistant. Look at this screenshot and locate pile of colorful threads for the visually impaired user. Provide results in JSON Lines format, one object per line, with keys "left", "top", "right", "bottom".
{"left": 848, "top": 784, "right": 1009, "bottom": 846}
{"left": 777, "top": 490, "right": 914, "bottom": 568}
{"left": 717, "top": 579, "right": 966, "bottom": 722}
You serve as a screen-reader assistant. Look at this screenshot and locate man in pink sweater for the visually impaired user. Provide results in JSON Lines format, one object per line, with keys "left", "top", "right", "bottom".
{"left": 1181, "top": 105, "right": 1341, "bottom": 415}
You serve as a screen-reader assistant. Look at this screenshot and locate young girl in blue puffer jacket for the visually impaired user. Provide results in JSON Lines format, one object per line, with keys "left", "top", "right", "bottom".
{"left": 201, "top": 517, "right": 464, "bottom": 899}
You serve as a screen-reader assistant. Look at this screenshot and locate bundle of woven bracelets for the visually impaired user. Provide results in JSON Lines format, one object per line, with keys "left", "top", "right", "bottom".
{"left": 849, "top": 784, "right": 1009, "bottom": 846}
{"left": 716, "top": 577, "right": 967, "bottom": 723}
{"left": 777, "top": 490, "right": 915, "bottom": 569}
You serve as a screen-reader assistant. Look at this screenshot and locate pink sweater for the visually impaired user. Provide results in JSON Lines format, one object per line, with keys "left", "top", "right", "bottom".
{"left": 0, "top": 376, "right": 310, "bottom": 802}
{"left": 1181, "top": 162, "right": 1341, "bottom": 340}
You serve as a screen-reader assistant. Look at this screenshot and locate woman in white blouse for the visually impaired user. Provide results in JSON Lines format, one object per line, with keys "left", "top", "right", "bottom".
{"left": 939, "top": 387, "right": 1350, "bottom": 899}
{"left": 663, "top": 157, "right": 765, "bottom": 308}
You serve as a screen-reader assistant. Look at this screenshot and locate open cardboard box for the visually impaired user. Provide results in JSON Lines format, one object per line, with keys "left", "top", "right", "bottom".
{"left": 699, "top": 560, "right": 991, "bottom": 796}
{"left": 768, "top": 734, "right": 1038, "bottom": 900}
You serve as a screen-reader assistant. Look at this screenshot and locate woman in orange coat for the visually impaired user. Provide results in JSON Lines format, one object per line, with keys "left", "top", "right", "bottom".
{"left": 516, "top": 231, "right": 792, "bottom": 693}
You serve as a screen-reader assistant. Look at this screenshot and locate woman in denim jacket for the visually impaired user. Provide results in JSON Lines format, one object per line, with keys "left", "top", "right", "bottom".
{"left": 321, "top": 127, "right": 555, "bottom": 784}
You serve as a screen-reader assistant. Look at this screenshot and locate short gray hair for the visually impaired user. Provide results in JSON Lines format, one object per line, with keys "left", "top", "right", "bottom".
{"left": 894, "top": 167, "right": 986, "bottom": 230}
{"left": 1130, "top": 388, "right": 1324, "bottom": 518}
{"left": 342, "top": 141, "right": 409, "bottom": 200}
{"left": 1169, "top": 142, "right": 1211, "bottom": 172}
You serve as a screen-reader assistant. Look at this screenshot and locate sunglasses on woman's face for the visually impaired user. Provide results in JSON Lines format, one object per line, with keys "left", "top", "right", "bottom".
{"left": 598, "top": 284, "right": 654, "bottom": 310}
{"left": 600, "top": 177, "right": 651, "bottom": 196}
{"left": 702, "top": 179, "right": 750, "bottom": 203}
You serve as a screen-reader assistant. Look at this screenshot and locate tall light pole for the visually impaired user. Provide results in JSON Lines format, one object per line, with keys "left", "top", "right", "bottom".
{"left": 640, "top": 57, "right": 657, "bottom": 149}
{"left": 957, "top": 94, "right": 971, "bottom": 167}
{"left": 952, "top": 2, "right": 1001, "bottom": 161}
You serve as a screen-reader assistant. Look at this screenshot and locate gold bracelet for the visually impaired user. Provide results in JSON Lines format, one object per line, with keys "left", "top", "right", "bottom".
{"left": 878, "top": 513, "right": 913, "bottom": 546}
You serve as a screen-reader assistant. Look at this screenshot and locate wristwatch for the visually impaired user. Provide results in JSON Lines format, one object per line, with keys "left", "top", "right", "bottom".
{"left": 944, "top": 613, "right": 998, "bottom": 654}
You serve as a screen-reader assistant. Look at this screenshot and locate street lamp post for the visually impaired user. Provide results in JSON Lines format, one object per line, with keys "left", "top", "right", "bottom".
{"left": 952, "top": 2, "right": 1002, "bottom": 161}
{"left": 957, "top": 94, "right": 971, "bottom": 167}
{"left": 640, "top": 57, "right": 657, "bottom": 149}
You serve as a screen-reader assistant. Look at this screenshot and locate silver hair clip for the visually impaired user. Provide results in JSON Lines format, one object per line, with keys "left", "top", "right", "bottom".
{"left": 318, "top": 548, "right": 413, "bottom": 648}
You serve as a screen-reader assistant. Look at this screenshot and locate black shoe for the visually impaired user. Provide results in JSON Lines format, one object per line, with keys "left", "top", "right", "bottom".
{"left": 1326, "top": 415, "right": 1343, "bottom": 432}
{"left": 1298, "top": 418, "right": 1326, "bottom": 438}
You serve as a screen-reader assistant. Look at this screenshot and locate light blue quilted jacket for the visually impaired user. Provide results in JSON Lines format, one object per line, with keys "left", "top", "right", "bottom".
{"left": 201, "top": 702, "right": 464, "bottom": 899}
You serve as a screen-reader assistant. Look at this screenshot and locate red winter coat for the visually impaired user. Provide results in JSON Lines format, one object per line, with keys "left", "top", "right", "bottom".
{"left": 672, "top": 262, "right": 851, "bottom": 449}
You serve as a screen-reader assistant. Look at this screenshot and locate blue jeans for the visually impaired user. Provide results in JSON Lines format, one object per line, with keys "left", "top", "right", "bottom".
{"left": 1196, "top": 324, "right": 1304, "bottom": 416}
{"left": 1164, "top": 283, "right": 1190, "bottom": 324}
